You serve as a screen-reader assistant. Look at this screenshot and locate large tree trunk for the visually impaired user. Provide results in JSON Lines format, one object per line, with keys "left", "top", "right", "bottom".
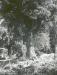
{"left": 50, "top": 25, "right": 56, "bottom": 53}
{"left": 23, "top": 31, "right": 31, "bottom": 58}
{"left": 49, "top": 20, "right": 57, "bottom": 59}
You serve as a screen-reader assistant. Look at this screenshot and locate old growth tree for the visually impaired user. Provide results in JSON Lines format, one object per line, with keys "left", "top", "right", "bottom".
{"left": 0, "top": 0, "right": 57, "bottom": 58}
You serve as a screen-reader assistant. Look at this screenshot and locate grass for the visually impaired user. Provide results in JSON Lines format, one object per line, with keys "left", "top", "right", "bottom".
{"left": 0, "top": 53, "right": 56, "bottom": 75}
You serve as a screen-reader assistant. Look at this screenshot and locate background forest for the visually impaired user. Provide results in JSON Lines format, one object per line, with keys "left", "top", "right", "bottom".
{"left": 0, "top": 0, "right": 57, "bottom": 75}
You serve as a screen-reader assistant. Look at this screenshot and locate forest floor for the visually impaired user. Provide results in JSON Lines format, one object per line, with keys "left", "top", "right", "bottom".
{"left": 0, "top": 53, "right": 56, "bottom": 75}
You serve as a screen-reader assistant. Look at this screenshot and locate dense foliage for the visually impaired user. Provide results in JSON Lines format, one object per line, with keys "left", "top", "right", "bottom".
{"left": 0, "top": 0, "right": 57, "bottom": 58}
{"left": 0, "top": 0, "right": 57, "bottom": 75}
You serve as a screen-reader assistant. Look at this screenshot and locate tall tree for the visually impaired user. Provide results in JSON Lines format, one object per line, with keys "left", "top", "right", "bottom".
{"left": 1, "top": 0, "right": 57, "bottom": 58}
